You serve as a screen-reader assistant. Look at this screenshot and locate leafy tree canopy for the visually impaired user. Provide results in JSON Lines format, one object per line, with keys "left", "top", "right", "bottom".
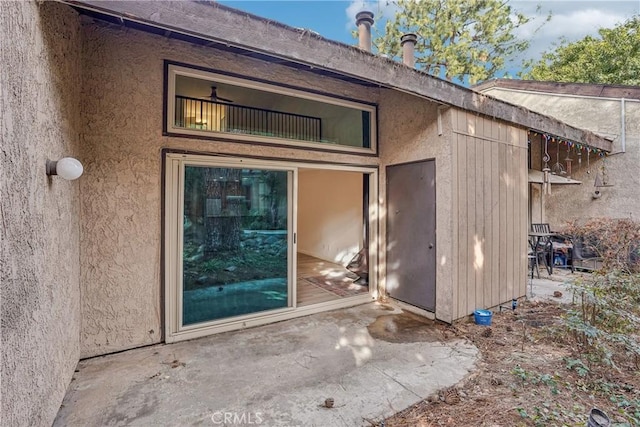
{"left": 374, "top": 0, "right": 538, "bottom": 85}
{"left": 521, "top": 16, "right": 640, "bottom": 85}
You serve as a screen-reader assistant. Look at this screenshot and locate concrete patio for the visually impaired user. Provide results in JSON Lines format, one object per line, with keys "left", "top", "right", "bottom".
{"left": 54, "top": 303, "right": 478, "bottom": 427}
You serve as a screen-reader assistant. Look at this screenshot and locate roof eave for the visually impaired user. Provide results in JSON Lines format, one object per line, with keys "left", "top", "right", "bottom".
{"left": 59, "top": 0, "right": 612, "bottom": 152}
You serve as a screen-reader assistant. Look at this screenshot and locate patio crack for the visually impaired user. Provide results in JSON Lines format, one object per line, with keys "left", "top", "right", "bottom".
{"left": 371, "top": 365, "right": 422, "bottom": 399}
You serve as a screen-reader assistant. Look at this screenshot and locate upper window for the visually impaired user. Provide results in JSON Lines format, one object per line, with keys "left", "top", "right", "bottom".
{"left": 165, "top": 63, "right": 376, "bottom": 154}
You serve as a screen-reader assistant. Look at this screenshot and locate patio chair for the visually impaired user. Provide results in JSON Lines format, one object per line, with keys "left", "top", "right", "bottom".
{"left": 530, "top": 223, "right": 554, "bottom": 274}
{"left": 530, "top": 223, "right": 574, "bottom": 274}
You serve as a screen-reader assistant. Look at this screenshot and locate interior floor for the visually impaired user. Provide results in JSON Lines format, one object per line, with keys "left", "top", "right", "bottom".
{"left": 296, "top": 253, "right": 368, "bottom": 307}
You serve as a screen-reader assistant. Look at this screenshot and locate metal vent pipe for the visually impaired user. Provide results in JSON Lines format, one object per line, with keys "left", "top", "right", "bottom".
{"left": 355, "top": 10, "right": 374, "bottom": 52}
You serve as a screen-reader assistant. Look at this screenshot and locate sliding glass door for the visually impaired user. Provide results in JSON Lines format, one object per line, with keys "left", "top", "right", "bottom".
{"left": 166, "top": 155, "right": 295, "bottom": 334}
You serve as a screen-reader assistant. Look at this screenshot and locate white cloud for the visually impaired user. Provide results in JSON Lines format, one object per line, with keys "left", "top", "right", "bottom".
{"left": 510, "top": 1, "right": 638, "bottom": 61}
{"left": 345, "top": 0, "right": 397, "bottom": 31}
{"left": 342, "top": 0, "right": 640, "bottom": 75}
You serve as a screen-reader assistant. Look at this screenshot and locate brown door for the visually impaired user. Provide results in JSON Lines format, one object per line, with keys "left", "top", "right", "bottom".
{"left": 386, "top": 160, "right": 436, "bottom": 311}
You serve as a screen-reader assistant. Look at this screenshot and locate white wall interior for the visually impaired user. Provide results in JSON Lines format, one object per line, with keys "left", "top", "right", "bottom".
{"left": 297, "top": 169, "right": 364, "bottom": 265}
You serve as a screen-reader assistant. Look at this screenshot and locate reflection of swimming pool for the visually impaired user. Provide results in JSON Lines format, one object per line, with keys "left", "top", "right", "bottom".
{"left": 183, "top": 278, "right": 288, "bottom": 325}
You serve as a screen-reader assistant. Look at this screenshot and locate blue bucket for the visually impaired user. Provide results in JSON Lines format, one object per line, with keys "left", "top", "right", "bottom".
{"left": 473, "top": 309, "right": 493, "bottom": 326}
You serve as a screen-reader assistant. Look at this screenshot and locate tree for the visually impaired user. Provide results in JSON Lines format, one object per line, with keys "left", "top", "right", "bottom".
{"left": 374, "top": 0, "right": 538, "bottom": 84}
{"left": 521, "top": 16, "right": 640, "bottom": 85}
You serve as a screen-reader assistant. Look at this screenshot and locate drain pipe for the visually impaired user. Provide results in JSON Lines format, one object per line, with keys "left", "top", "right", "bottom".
{"left": 355, "top": 10, "right": 374, "bottom": 52}
{"left": 400, "top": 33, "right": 417, "bottom": 68}
{"left": 621, "top": 98, "right": 626, "bottom": 153}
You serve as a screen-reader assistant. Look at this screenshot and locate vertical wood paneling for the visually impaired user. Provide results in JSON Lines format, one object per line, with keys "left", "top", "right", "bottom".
{"left": 483, "top": 136, "right": 493, "bottom": 307}
{"left": 475, "top": 117, "right": 485, "bottom": 309}
{"left": 466, "top": 135, "right": 476, "bottom": 315}
{"left": 506, "top": 143, "right": 515, "bottom": 300}
{"left": 498, "top": 141, "right": 508, "bottom": 304}
{"left": 518, "top": 136, "right": 528, "bottom": 297}
{"left": 457, "top": 133, "right": 468, "bottom": 318}
{"left": 451, "top": 133, "right": 459, "bottom": 320}
{"left": 490, "top": 124, "right": 500, "bottom": 308}
{"left": 450, "top": 109, "right": 528, "bottom": 320}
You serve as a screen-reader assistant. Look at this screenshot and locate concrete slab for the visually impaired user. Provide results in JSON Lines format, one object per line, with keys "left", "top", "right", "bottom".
{"left": 528, "top": 268, "right": 585, "bottom": 304}
{"left": 54, "top": 303, "right": 477, "bottom": 427}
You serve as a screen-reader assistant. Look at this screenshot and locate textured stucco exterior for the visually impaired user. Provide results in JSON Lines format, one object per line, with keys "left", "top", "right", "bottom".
{"left": 378, "top": 90, "right": 456, "bottom": 322}
{"left": 2, "top": 5, "right": 597, "bottom": 424}
{"left": 78, "top": 16, "right": 535, "bottom": 347}
{"left": 1, "top": 2, "right": 82, "bottom": 425}
{"left": 78, "top": 20, "right": 381, "bottom": 357}
{"left": 480, "top": 86, "right": 640, "bottom": 228}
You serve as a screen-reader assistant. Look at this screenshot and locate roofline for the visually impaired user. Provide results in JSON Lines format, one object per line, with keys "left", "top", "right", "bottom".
{"left": 59, "top": 0, "right": 612, "bottom": 152}
{"left": 474, "top": 79, "right": 640, "bottom": 100}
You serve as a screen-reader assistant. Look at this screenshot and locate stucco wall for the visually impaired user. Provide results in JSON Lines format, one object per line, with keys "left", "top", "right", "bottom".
{"left": 79, "top": 19, "right": 381, "bottom": 357}
{"left": 1, "top": 2, "right": 82, "bottom": 425}
{"left": 298, "top": 169, "right": 363, "bottom": 264}
{"left": 377, "top": 90, "right": 456, "bottom": 322}
{"left": 482, "top": 88, "right": 640, "bottom": 227}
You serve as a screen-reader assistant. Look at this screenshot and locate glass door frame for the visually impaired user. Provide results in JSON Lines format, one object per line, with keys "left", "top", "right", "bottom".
{"left": 165, "top": 153, "right": 379, "bottom": 343}
{"left": 165, "top": 154, "right": 298, "bottom": 341}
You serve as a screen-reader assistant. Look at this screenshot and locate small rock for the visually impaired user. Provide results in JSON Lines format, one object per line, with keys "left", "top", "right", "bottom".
{"left": 553, "top": 290, "right": 563, "bottom": 298}
{"left": 324, "top": 397, "right": 334, "bottom": 408}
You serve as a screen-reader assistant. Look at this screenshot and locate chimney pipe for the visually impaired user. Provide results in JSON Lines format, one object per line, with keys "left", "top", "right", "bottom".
{"left": 355, "top": 10, "right": 374, "bottom": 52}
{"left": 400, "top": 33, "right": 417, "bottom": 67}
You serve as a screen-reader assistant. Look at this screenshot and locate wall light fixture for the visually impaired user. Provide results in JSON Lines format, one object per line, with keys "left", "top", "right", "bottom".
{"left": 46, "top": 157, "right": 84, "bottom": 180}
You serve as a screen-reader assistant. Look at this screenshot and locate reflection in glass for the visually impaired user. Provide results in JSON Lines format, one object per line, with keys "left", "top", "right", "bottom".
{"left": 182, "top": 166, "right": 289, "bottom": 325}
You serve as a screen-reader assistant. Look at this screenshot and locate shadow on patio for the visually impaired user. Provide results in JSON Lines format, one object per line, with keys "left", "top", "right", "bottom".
{"left": 54, "top": 303, "right": 477, "bottom": 426}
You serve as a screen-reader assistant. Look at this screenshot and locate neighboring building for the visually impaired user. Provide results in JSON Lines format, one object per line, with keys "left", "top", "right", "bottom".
{"left": 474, "top": 79, "right": 640, "bottom": 229}
{"left": 1, "top": 2, "right": 612, "bottom": 425}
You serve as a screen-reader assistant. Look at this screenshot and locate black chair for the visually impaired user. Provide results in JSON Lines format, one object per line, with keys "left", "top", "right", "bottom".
{"left": 530, "top": 223, "right": 554, "bottom": 275}
{"left": 530, "top": 223, "right": 574, "bottom": 274}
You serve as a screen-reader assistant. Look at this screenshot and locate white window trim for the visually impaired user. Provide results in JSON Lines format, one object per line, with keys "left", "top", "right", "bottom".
{"left": 164, "top": 153, "right": 379, "bottom": 342}
{"left": 166, "top": 64, "right": 377, "bottom": 155}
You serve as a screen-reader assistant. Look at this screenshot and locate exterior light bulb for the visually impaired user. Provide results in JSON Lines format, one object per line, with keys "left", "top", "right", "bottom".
{"left": 46, "top": 157, "right": 84, "bottom": 180}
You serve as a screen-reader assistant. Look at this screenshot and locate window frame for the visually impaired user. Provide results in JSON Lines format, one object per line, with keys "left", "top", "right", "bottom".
{"left": 164, "top": 62, "right": 378, "bottom": 155}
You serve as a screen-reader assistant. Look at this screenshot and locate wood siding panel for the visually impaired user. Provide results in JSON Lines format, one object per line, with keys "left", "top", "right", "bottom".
{"left": 451, "top": 133, "right": 460, "bottom": 320}
{"left": 475, "top": 118, "right": 485, "bottom": 309}
{"left": 518, "top": 134, "right": 528, "bottom": 298}
{"left": 490, "top": 125, "right": 500, "bottom": 308}
{"left": 482, "top": 136, "right": 493, "bottom": 307}
{"left": 457, "top": 133, "right": 468, "bottom": 318}
{"left": 506, "top": 143, "right": 515, "bottom": 301}
{"left": 498, "top": 141, "right": 508, "bottom": 304}
{"left": 450, "top": 109, "right": 527, "bottom": 320}
{"left": 466, "top": 135, "right": 476, "bottom": 315}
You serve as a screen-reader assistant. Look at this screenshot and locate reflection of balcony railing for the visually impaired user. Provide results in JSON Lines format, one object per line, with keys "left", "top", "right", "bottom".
{"left": 175, "top": 95, "right": 322, "bottom": 142}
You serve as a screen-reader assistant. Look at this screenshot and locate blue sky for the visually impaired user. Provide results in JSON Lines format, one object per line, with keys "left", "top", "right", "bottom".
{"left": 218, "top": 1, "right": 640, "bottom": 82}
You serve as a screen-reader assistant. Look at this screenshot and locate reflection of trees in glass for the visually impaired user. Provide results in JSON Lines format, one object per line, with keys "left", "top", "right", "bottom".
{"left": 182, "top": 167, "right": 289, "bottom": 290}
{"left": 258, "top": 170, "right": 287, "bottom": 230}
{"left": 184, "top": 167, "right": 287, "bottom": 252}
{"left": 185, "top": 166, "right": 205, "bottom": 242}
{"left": 204, "top": 167, "right": 243, "bottom": 253}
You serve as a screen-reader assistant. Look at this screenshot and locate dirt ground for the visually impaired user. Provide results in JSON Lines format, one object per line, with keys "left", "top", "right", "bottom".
{"left": 378, "top": 299, "right": 639, "bottom": 427}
